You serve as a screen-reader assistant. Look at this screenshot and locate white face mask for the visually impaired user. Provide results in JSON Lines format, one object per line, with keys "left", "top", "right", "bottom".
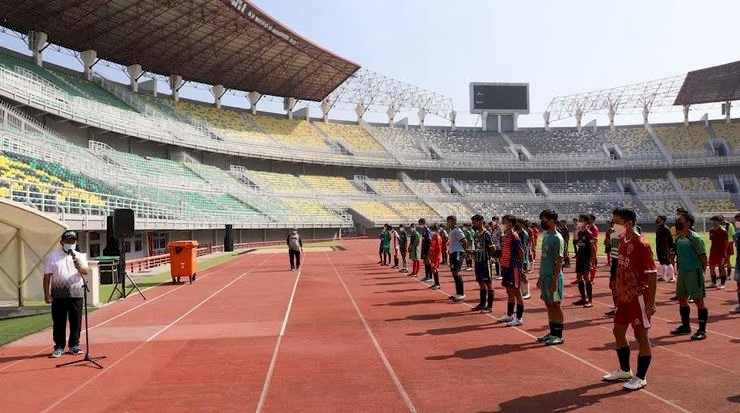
{"left": 62, "top": 243, "right": 76, "bottom": 252}
{"left": 613, "top": 224, "right": 627, "bottom": 237}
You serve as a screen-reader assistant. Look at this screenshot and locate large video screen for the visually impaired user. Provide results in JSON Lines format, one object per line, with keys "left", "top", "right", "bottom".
{"left": 469, "top": 83, "right": 529, "bottom": 114}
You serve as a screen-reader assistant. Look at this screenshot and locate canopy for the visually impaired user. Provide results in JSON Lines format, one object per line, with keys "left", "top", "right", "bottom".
{"left": 674, "top": 60, "right": 740, "bottom": 106}
{"left": 0, "top": 0, "right": 360, "bottom": 102}
{"left": 0, "top": 198, "right": 67, "bottom": 306}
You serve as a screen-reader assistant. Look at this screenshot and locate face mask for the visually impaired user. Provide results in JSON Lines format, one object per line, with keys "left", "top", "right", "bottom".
{"left": 62, "top": 243, "right": 76, "bottom": 252}
{"left": 675, "top": 221, "right": 685, "bottom": 231}
{"left": 613, "top": 224, "right": 626, "bottom": 237}
{"left": 540, "top": 221, "right": 548, "bottom": 231}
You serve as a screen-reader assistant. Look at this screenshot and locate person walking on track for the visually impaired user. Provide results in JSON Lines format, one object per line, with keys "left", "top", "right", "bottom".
{"left": 287, "top": 229, "right": 303, "bottom": 271}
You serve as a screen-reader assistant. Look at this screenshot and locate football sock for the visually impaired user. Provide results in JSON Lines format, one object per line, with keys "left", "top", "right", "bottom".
{"left": 698, "top": 307, "right": 708, "bottom": 332}
{"left": 577, "top": 280, "right": 586, "bottom": 300}
{"left": 679, "top": 305, "right": 690, "bottom": 328}
{"left": 616, "top": 346, "right": 630, "bottom": 372}
{"left": 551, "top": 322, "right": 564, "bottom": 338}
{"left": 636, "top": 355, "right": 652, "bottom": 380}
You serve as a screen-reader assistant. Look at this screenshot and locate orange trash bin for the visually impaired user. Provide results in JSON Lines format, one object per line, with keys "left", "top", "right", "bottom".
{"left": 168, "top": 240, "right": 199, "bottom": 284}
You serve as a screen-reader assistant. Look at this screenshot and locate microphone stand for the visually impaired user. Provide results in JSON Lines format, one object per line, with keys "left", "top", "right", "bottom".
{"left": 56, "top": 250, "right": 106, "bottom": 369}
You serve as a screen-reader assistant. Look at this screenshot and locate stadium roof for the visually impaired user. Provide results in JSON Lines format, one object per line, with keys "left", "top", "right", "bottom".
{"left": 674, "top": 60, "right": 740, "bottom": 106}
{"left": 0, "top": 0, "right": 360, "bottom": 102}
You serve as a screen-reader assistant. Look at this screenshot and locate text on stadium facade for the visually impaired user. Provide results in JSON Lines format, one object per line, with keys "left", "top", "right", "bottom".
{"left": 229, "top": 0, "right": 297, "bottom": 46}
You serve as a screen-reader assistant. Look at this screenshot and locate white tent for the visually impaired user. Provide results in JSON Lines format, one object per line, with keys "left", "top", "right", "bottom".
{"left": 0, "top": 197, "right": 67, "bottom": 306}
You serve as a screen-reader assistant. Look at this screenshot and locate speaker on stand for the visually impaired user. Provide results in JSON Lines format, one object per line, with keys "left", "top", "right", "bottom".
{"left": 107, "top": 208, "right": 146, "bottom": 301}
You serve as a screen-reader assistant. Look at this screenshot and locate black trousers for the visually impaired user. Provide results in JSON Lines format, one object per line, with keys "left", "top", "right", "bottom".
{"left": 51, "top": 297, "right": 83, "bottom": 349}
{"left": 289, "top": 249, "right": 301, "bottom": 269}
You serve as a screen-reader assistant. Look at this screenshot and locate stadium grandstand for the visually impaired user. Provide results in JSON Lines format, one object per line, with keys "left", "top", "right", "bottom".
{"left": 0, "top": 0, "right": 735, "bottom": 262}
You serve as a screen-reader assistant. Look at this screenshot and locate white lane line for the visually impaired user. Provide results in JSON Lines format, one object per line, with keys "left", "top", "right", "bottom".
{"left": 42, "top": 254, "right": 274, "bottom": 413}
{"left": 330, "top": 253, "right": 417, "bottom": 413}
{"left": 0, "top": 252, "right": 253, "bottom": 373}
{"left": 255, "top": 254, "right": 306, "bottom": 413}
{"left": 363, "top": 253, "right": 692, "bottom": 413}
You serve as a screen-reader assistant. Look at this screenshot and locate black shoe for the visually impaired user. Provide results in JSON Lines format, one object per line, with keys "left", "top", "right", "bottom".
{"left": 604, "top": 309, "right": 615, "bottom": 317}
{"left": 670, "top": 325, "right": 691, "bottom": 335}
{"left": 572, "top": 299, "right": 587, "bottom": 306}
{"left": 669, "top": 295, "right": 679, "bottom": 301}
{"left": 690, "top": 331, "right": 707, "bottom": 341}
{"left": 471, "top": 304, "right": 484, "bottom": 311}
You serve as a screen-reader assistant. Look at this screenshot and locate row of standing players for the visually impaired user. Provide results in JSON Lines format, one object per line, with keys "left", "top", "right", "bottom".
{"left": 375, "top": 207, "right": 738, "bottom": 392}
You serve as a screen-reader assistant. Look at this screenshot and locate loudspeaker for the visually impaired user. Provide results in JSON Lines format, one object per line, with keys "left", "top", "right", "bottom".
{"left": 224, "top": 224, "right": 234, "bottom": 252}
{"left": 113, "top": 208, "right": 135, "bottom": 239}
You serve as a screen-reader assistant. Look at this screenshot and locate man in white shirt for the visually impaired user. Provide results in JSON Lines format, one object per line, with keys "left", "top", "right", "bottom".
{"left": 447, "top": 215, "right": 468, "bottom": 299}
{"left": 44, "top": 230, "right": 89, "bottom": 358}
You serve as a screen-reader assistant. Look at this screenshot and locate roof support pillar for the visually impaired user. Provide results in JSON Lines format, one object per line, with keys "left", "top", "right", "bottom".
{"left": 682, "top": 104, "right": 690, "bottom": 126}
{"left": 642, "top": 105, "right": 650, "bottom": 125}
{"left": 418, "top": 108, "right": 427, "bottom": 131}
{"left": 543, "top": 111, "right": 551, "bottom": 131}
{"left": 169, "top": 75, "right": 183, "bottom": 101}
{"left": 248, "top": 91, "right": 261, "bottom": 115}
{"left": 284, "top": 97, "right": 296, "bottom": 120}
{"left": 28, "top": 30, "right": 47, "bottom": 67}
{"left": 575, "top": 109, "right": 584, "bottom": 132}
{"left": 211, "top": 84, "right": 225, "bottom": 109}
{"left": 126, "top": 64, "right": 142, "bottom": 93}
{"left": 355, "top": 103, "right": 367, "bottom": 123}
{"left": 607, "top": 108, "right": 616, "bottom": 131}
{"left": 386, "top": 104, "right": 398, "bottom": 127}
{"left": 321, "top": 99, "right": 331, "bottom": 123}
{"left": 725, "top": 101, "right": 732, "bottom": 123}
{"left": 80, "top": 50, "right": 97, "bottom": 81}
{"left": 450, "top": 110, "right": 456, "bottom": 131}
{"left": 481, "top": 111, "right": 489, "bottom": 132}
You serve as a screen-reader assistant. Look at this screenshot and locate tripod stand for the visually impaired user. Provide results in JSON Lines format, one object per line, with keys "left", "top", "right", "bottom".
{"left": 107, "top": 242, "right": 146, "bottom": 302}
{"left": 57, "top": 278, "right": 106, "bottom": 369}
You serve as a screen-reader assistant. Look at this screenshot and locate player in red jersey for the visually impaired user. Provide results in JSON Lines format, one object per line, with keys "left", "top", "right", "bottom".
{"left": 708, "top": 215, "right": 728, "bottom": 289}
{"left": 602, "top": 207, "right": 657, "bottom": 391}
{"left": 588, "top": 214, "right": 600, "bottom": 282}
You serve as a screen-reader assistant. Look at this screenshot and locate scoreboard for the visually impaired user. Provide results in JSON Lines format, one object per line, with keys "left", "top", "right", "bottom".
{"left": 469, "top": 82, "right": 529, "bottom": 114}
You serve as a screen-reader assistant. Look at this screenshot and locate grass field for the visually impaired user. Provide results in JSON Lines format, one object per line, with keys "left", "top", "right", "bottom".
{"left": 0, "top": 249, "right": 261, "bottom": 346}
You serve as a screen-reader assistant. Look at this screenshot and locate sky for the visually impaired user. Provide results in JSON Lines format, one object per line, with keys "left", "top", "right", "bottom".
{"left": 2, "top": 0, "right": 739, "bottom": 127}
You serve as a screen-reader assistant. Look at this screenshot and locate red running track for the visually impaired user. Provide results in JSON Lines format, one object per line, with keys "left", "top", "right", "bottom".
{"left": 0, "top": 239, "right": 738, "bottom": 412}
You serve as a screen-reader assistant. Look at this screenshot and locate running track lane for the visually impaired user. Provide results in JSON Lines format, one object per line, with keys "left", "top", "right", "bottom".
{"left": 256, "top": 251, "right": 415, "bottom": 413}
{"left": 0, "top": 252, "right": 284, "bottom": 412}
{"left": 332, "top": 239, "right": 738, "bottom": 413}
{"left": 0, "top": 251, "right": 256, "bottom": 372}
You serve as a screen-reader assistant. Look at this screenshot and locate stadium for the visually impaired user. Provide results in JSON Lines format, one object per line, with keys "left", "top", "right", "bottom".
{"left": 0, "top": 1, "right": 738, "bottom": 412}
